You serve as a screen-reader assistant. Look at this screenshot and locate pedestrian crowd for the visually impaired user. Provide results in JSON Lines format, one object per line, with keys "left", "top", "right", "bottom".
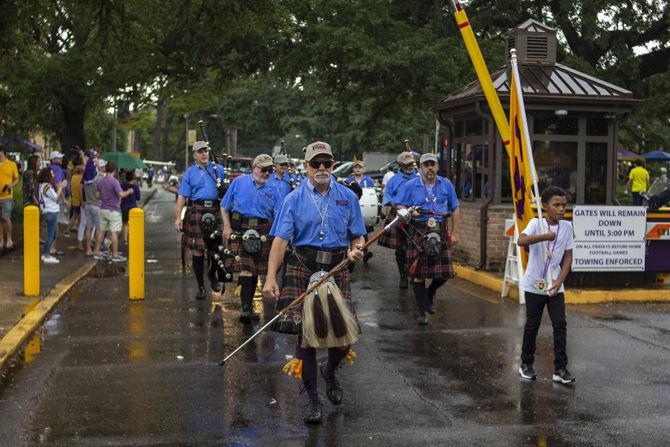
{"left": 0, "top": 145, "right": 145, "bottom": 264}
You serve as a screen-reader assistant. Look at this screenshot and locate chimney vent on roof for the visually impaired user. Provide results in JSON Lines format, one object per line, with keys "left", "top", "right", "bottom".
{"left": 507, "top": 19, "right": 556, "bottom": 65}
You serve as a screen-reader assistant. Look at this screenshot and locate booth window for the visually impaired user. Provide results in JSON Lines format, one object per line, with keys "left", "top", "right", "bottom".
{"left": 586, "top": 118, "right": 609, "bottom": 136}
{"left": 534, "top": 116, "right": 578, "bottom": 135}
{"left": 585, "top": 142, "right": 608, "bottom": 204}
{"left": 534, "top": 141, "right": 578, "bottom": 203}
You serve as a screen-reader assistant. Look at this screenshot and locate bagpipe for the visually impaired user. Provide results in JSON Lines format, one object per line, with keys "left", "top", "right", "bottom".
{"left": 200, "top": 212, "right": 239, "bottom": 284}
{"left": 198, "top": 120, "right": 230, "bottom": 200}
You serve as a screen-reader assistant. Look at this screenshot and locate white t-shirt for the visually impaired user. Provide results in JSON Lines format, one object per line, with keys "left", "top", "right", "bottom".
{"left": 382, "top": 171, "right": 395, "bottom": 187}
{"left": 521, "top": 217, "right": 574, "bottom": 295}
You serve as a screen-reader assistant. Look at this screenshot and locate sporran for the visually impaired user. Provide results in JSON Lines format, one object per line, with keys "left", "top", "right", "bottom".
{"left": 302, "top": 271, "right": 359, "bottom": 348}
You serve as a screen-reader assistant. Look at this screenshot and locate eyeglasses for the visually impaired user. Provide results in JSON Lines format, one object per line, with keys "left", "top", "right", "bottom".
{"left": 422, "top": 161, "right": 437, "bottom": 167}
{"left": 308, "top": 159, "right": 334, "bottom": 169}
{"left": 195, "top": 149, "right": 209, "bottom": 154}
{"left": 259, "top": 166, "right": 274, "bottom": 174}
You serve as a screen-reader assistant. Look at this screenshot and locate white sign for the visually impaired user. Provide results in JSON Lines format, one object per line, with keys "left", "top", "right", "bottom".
{"left": 572, "top": 206, "right": 646, "bottom": 272}
{"left": 572, "top": 242, "right": 646, "bottom": 271}
{"left": 572, "top": 206, "right": 647, "bottom": 240}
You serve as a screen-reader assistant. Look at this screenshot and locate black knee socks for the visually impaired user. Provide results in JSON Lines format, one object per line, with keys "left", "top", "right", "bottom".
{"left": 192, "top": 255, "right": 205, "bottom": 288}
{"left": 238, "top": 276, "right": 257, "bottom": 310}
{"left": 413, "top": 281, "right": 428, "bottom": 315}
{"left": 325, "top": 347, "right": 349, "bottom": 379}
{"left": 395, "top": 249, "right": 406, "bottom": 277}
{"left": 427, "top": 278, "right": 447, "bottom": 300}
{"left": 296, "top": 345, "right": 318, "bottom": 400}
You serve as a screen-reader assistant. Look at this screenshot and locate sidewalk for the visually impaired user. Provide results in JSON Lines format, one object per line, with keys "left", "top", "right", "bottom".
{"left": 0, "top": 185, "right": 157, "bottom": 342}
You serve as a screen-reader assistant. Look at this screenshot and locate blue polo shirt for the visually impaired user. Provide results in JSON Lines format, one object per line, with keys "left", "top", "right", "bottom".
{"left": 271, "top": 180, "right": 366, "bottom": 249}
{"left": 383, "top": 170, "right": 419, "bottom": 205}
{"left": 221, "top": 174, "right": 279, "bottom": 220}
{"left": 393, "top": 175, "right": 459, "bottom": 222}
{"left": 177, "top": 163, "right": 226, "bottom": 201}
{"left": 268, "top": 172, "right": 292, "bottom": 202}
{"left": 344, "top": 175, "right": 375, "bottom": 189}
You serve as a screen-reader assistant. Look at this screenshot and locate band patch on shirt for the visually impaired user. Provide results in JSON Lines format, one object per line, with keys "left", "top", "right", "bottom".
{"left": 336, "top": 199, "right": 349, "bottom": 206}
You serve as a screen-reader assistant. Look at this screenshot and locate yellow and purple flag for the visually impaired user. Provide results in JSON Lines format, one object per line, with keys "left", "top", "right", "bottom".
{"left": 508, "top": 70, "right": 535, "bottom": 268}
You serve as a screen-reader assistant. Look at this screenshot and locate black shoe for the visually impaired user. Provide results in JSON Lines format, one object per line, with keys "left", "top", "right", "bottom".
{"left": 417, "top": 314, "right": 428, "bottom": 325}
{"left": 303, "top": 398, "right": 323, "bottom": 424}
{"left": 239, "top": 311, "right": 252, "bottom": 324}
{"left": 518, "top": 363, "right": 537, "bottom": 380}
{"left": 195, "top": 286, "right": 207, "bottom": 300}
{"left": 552, "top": 368, "right": 575, "bottom": 384}
{"left": 399, "top": 277, "right": 408, "bottom": 289}
{"left": 426, "top": 303, "right": 435, "bottom": 315}
{"left": 363, "top": 251, "right": 373, "bottom": 263}
{"left": 207, "top": 270, "right": 222, "bottom": 292}
{"left": 320, "top": 363, "right": 343, "bottom": 405}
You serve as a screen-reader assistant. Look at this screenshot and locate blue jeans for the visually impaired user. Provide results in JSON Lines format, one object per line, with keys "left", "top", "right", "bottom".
{"left": 43, "top": 212, "right": 58, "bottom": 255}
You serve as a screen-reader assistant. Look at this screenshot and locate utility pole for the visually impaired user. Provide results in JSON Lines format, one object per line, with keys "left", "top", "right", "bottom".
{"left": 112, "top": 104, "right": 117, "bottom": 152}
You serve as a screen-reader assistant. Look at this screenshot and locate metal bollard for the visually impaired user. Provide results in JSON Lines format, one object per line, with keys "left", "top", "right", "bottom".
{"left": 23, "top": 205, "right": 40, "bottom": 296}
{"left": 129, "top": 208, "right": 144, "bottom": 300}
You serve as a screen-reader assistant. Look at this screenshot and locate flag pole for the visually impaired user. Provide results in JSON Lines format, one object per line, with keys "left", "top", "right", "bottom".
{"left": 509, "top": 49, "right": 543, "bottom": 218}
{"left": 449, "top": 0, "right": 511, "bottom": 153}
{"left": 509, "top": 49, "right": 552, "bottom": 288}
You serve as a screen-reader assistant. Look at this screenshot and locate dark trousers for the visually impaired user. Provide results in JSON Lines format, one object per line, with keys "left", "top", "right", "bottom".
{"left": 632, "top": 192, "right": 644, "bottom": 206}
{"left": 521, "top": 291, "right": 568, "bottom": 370}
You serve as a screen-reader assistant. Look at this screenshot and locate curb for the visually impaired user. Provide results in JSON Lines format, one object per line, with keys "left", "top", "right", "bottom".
{"left": 0, "top": 261, "right": 97, "bottom": 371}
{"left": 453, "top": 264, "right": 670, "bottom": 304}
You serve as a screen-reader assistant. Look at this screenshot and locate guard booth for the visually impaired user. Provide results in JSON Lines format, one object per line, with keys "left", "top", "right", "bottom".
{"left": 433, "top": 19, "right": 669, "bottom": 286}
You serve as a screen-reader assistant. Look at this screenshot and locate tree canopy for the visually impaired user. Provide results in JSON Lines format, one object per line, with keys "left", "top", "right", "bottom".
{"left": 0, "top": 0, "right": 667, "bottom": 158}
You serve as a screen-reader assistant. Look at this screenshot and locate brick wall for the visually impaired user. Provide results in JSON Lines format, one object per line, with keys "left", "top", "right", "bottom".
{"left": 452, "top": 201, "right": 514, "bottom": 272}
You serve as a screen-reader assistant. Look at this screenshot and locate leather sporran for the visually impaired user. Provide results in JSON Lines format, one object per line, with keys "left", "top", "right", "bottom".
{"left": 241, "top": 229, "right": 262, "bottom": 254}
{"left": 423, "top": 232, "right": 442, "bottom": 257}
{"left": 302, "top": 272, "right": 359, "bottom": 348}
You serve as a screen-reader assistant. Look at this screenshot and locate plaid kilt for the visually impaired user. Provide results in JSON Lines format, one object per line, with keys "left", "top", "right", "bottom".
{"left": 182, "top": 204, "right": 222, "bottom": 252}
{"left": 405, "top": 220, "right": 454, "bottom": 280}
{"left": 225, "top": 219, "right": 272, "bottom": 276}
{"left": 271, "top": 252, "right": 357, "bottom": 335}
{"left": 377, "top": 211, "right": 407, "bottom": 249}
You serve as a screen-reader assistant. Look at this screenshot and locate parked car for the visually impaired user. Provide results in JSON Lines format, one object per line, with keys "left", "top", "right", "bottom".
{"left": 225, "top": 156, "right": 252, "bottom": 180}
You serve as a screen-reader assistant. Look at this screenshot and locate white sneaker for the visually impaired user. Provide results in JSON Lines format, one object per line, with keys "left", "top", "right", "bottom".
{"left": 42, "top": 255, "right": 60, "bottom": 264}
{"left": 111, "top": 255, "right": 127, "bottom": 262}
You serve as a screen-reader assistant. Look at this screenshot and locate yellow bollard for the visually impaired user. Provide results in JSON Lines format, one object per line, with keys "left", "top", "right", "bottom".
{"left": 129, "top": 208, "right": 144, "bottom": 300}
{"left": 23, "top": 205, "right": 40, "bottom": 296}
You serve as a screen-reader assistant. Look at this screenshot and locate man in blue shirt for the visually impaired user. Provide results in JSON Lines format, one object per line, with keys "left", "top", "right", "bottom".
{"left": 221, "top": 153, "right": 280, "bottom": 324}
{"left": 378, "top": 151, "right": 419, "bottom": 288}
{"left": 175, "top": 141, "right": 227, "bottom": 300}
{"left": 344, "top": 160, "right": 374, "bottom": 188}
{"left": 394, "top": 153, "right": 461, "bottom": 325}
{"left": 263, "top": 141, "right": 365, "bottom": 425}
{"left": 268, "top": 153, "right": 293, "bottom": 203}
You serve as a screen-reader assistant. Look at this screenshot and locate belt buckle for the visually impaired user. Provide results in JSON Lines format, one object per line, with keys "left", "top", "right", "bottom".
{"left": 203, "top": 200, "right": 213, "bottom": 207}
{"left": 427, "top": 217, "right": 437, "bottom": 230}
{"left": 315, "top": 250, "right": 333, "bottom": 265}
{"left": 248, "top": 218, "right": 258, "bottom": 226}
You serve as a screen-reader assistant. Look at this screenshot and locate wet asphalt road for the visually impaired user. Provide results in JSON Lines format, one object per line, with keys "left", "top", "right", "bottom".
{"left": 0, "top": 189, "right": 669, "bottom": 446}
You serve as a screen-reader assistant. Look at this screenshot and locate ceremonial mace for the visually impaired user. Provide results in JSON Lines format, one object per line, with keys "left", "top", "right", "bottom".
{"left": 218, "top": 208, "right": 415, "bottom": 366}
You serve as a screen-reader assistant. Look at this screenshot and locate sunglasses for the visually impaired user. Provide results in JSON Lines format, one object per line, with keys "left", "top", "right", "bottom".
{"left": 308, "top": 159, "right": 334, "bottom": 169}
{"left": 422, "top": 161, "right": 437, "bottom": 167}
{"left": 279, "top": 163, "right": 289, "bottom": 167}
{"left": 259, "top": 166, "right": 274, "bottom": 174}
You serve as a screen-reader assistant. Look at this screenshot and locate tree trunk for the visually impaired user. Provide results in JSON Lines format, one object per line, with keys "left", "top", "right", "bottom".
{"left": 55, "top": 102, "right": 87, "bottom": 151}
{"left": 161, "top": 111, "right": 173, "bottom": 162}
{"left": 152, "top": 98, "right": 166, "bottom": 160}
